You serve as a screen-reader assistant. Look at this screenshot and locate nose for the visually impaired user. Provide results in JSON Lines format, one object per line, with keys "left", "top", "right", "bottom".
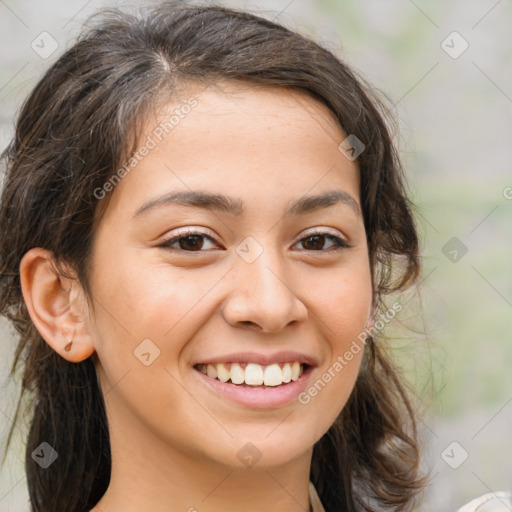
{"left": 220, "top": 246, "right": 308, "bottom": 333}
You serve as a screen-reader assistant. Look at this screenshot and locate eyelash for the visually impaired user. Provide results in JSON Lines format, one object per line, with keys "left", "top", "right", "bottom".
{"left": 157, "top": 228, "right": 351, "bottom": 253}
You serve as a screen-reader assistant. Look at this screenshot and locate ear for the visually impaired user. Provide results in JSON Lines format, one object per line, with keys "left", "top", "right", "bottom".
{"left": 19, "top": 247, "right": 96, "bottom": 363}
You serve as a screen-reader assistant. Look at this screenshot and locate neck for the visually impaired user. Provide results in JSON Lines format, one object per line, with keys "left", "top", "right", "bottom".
{"left": 91, "top": 408, "right": 313, "bottom": 512}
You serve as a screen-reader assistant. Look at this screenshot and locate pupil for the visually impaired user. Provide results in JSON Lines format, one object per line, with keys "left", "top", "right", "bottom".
{"left": 180, "top": 235, "right": 203, "bottom": 251}
{"left": 304, "top": 235, "right": 324, "bottom": 250}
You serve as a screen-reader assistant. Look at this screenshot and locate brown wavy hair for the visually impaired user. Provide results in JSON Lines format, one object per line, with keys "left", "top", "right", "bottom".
{"left": 0, "top": 3, "right": 424, "bottom": 511}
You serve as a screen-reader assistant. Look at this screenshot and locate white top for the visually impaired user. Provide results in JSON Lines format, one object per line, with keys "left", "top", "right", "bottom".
{"left": 457, "top": 491, "right": 512, "bottom": 512}
{"left": 309, "top": 481, "right": 326, "bottom": 512}
{"left": 310, "top": 487, "right": 512, "bottom": 512}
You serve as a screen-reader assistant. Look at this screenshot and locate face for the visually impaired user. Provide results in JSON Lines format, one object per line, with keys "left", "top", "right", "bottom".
{"left": 86, "top": 82, "right": 373, "bottom": 470}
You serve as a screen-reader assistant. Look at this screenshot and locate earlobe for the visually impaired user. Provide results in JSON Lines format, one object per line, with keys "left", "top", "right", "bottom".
{"left": 19, "top": 247, "right": 96, "bottom": 363}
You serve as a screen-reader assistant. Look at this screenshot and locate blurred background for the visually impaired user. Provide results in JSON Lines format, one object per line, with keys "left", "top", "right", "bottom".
{"left": 0, "top": 0, "right": 510, "bottom": 511}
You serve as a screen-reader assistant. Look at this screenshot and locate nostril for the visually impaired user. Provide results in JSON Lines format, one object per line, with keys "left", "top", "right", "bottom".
{"left": 239, "top": 321, "right": 259, "bottom": 330}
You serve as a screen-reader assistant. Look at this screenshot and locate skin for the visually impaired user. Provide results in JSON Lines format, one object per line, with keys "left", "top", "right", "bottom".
{"left": 20, "top": 82, "right": 373, "bottom": 512}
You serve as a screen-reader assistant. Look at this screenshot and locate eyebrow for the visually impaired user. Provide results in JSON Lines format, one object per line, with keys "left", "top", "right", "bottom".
{"left": 132, "top": 189, "right": 361, "bottom": 219}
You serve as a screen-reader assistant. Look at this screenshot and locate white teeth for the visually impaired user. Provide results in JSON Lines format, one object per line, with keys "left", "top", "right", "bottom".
{"left": 198, "top": 361, "right": 306, "bottom": 386}
{"left": 206, "top": 364, "right": 217, "bottom": 379}
{"left": 216, "top": 363, "right": 230, "bottom": 383}
{"left": 244, "top": 363, "right": 264, "bottom": 385}
{"left": 282, "top": 363, "right": 292, "bottom": 383}
{"left": 263, "top": 363, "right": 283, "bottom": 386}
{"left": 291, "top": 361, "right": 301, "bottom": 381}
{"left": 230, "top": 363, "right": 245, "bottom": 385}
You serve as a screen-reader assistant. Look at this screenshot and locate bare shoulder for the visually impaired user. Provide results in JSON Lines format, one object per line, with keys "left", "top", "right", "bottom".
{"left": 457, "top": 491, "right": 512, "bottom": 512}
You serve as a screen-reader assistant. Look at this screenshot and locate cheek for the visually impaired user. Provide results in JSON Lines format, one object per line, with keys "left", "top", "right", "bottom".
{"left": 88, "top": 240, "right": 224, "bottom": 368}
{"left": 87, "top": 244, "right": 225, "bottom": 447}
{"left": 308, "top": 253, "right": 373, "bottom": 344}
{"left": 298, "top": 254, "right": 372, "bottom": 434}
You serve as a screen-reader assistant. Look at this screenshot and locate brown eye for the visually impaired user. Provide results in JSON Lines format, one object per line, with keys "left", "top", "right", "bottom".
{"left": 158, "top": 231, "right": 219, "bottom": 252}
{"left": 177, "top": 235, "right": 206, "bottom": 251}
{"left": 302, "top": 235, "right": 326, "bottom": 251}
{"left": 295, "top": 233, "right": 349, "bottom": 251}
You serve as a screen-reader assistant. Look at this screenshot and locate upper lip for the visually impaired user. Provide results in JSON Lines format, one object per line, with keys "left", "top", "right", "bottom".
{"left": 193, "top": 351, "right": 318, "bottom": 367}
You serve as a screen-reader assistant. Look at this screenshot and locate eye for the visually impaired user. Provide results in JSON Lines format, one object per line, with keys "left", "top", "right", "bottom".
{"left": 293, "top": 229, "right": 350, "bottom": 251}
{"left": 156, "top": 227, "right": 350, "bottom": 253}
{"left": 157, "top": 228, "right": 220, "bottom": 252}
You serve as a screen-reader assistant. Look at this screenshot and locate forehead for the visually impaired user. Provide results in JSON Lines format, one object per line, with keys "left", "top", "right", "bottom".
{"left": 100, "top": 81, "right": 360, "bottom": 221}
{"left": 154, "top": 80, "right": 345, "bottom": 147}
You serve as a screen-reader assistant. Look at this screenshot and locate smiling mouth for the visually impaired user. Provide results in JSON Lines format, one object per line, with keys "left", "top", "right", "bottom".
{"left": 194, "top": 362, "right": 307, "bottom": 387}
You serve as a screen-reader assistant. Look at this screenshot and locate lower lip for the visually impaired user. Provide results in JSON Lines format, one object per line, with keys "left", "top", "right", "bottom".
{"left": 193, "top": 365, "right": 315, "bottom": 408}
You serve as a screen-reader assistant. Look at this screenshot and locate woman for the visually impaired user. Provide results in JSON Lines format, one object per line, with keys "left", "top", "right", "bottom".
{"left": 0, "top": 3, "right": 425, "bottom": 511}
